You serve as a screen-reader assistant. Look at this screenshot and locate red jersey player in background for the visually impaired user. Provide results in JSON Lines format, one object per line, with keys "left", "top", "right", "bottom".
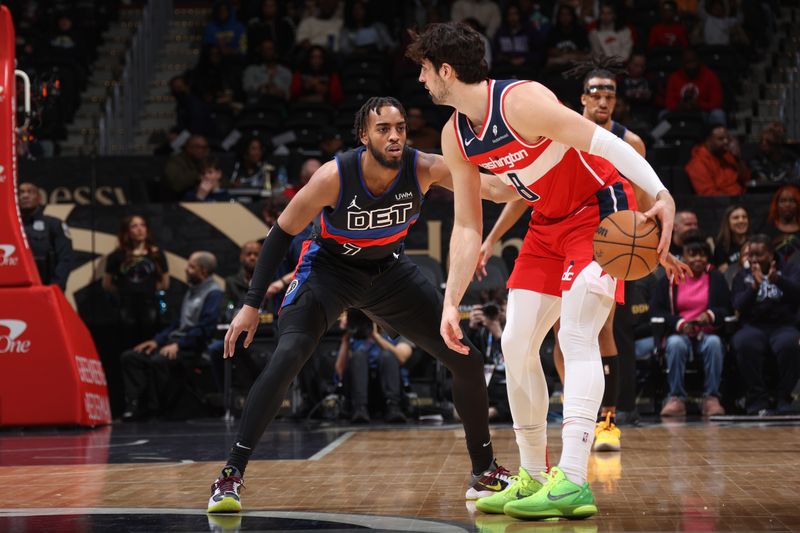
{"left": 408, "top": 22, "right": 688, "bottom": 521}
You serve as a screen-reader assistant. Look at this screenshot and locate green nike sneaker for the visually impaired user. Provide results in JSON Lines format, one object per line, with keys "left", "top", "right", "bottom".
{"left": 503, "top": 466, "right": 597, "bottom": 520}
{"left": 475, "top": 467, "right": 543, "bottom": 514}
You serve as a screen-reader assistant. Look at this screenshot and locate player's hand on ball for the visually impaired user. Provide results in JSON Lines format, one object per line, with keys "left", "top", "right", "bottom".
{"left": 643, "top": 191, "right": 676, "bottom": 263}
{"left": 225, "top": 305, "right": 259, "bottom": 358}
{"left": 662, "top": 253, "right": 691, "bottom": 283}
{"left": 441, "top": 304, "right": 469, "bottom": 355}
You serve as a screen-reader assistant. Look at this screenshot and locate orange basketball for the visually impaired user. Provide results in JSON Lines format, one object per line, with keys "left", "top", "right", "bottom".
{"left": 593, "top": 210, "right": 660, "bottom": 280}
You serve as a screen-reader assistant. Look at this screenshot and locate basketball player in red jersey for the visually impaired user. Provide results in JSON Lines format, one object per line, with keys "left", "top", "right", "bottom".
{"left": 476, "top": 61, "right": 657, "bottom": 456}
{"left": 408, "top": 23, "right": 687, "bottom": 520}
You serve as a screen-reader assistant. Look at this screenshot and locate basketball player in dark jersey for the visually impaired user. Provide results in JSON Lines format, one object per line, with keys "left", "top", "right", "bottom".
{"left": 475, "top": 63, "right": 651, "bottom": 455}
{"left": 207, "top": 97, "right": 518, "bottom": 513}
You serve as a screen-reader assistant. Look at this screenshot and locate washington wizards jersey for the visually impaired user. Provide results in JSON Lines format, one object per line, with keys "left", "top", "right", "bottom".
{"left": 315, "top": 146, "right": 422, "bottom": 260}
{"left": 454, "top": 79, "right": 623, "bottom": 222}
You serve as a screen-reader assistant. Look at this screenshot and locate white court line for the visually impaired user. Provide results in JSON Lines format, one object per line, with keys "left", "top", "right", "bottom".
{"left": 0, "top": 508, "right": 469, "bottom": 533}
{"left": 308, "top": 431, "right": 354, "bottom": 461}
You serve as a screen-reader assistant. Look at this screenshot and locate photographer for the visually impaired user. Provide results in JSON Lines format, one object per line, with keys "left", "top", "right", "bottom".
{"left": 334, "top": 309, "right": 411, "bottom": 424}
{"left": 467, "top": 300, "right": 510, "bottom": 421}
{"left": 651, "top": 232, "right": 730, "bottom": 417}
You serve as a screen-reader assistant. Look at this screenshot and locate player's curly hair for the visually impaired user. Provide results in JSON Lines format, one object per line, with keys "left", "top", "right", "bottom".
{"left": 405, "top": 22, "right": 488, "bottom": 84}
{"left": 563, "top": 54, "right": 626, "bottom": 91}
{"left": 353, "top": 96, "right": 407, "bottom": 141}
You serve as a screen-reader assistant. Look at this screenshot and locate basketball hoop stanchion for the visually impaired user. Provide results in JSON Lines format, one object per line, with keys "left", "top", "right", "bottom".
{"left": 0, "top": 6, "right": 111, "bottom": 427}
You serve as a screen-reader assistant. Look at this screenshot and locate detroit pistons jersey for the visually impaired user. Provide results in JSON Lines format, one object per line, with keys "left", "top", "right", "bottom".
{"left": 454, "top": 79, "right": 624, "bottom": 223}
{"left": 315, "top": 146, "right": 422, "bottom": 260}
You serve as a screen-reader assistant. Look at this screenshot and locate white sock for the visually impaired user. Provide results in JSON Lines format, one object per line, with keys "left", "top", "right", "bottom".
{"left": 558, "top": 416, "right": 596, "bottom": 485}
{"left": 514, "top": 422, "right": 548, "bottom": 482}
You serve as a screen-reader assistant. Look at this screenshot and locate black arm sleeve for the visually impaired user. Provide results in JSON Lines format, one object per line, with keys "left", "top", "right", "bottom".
{"left": 242, "top": 222, "right": 295, "bottom": 309}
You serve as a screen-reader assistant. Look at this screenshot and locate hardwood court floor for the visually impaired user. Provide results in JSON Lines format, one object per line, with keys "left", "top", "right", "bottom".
{"left": 1, "top": 421, "right": 799, "bottom": 532}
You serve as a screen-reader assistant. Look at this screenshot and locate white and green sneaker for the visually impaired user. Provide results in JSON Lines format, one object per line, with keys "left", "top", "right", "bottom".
{"left": 474, "top": 467, "right": 543, "bottom": 514}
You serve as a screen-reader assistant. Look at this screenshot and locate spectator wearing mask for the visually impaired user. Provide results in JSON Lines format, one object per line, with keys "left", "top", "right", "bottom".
{"left": 451, "top": 0, "right": 502, "bottom": 38}
{"left": 203, "top": 1, "right": 247, "bottom": 58}
{"left": 121, "top": 251, "right": 223, "bottom": 420}
{"left": 335, "top": 310, "right": 410, "bottom": 424}
{"left": 651, "top": 233, "right": 730, "bottom": 417}
{"left": 588, "top": 3, "right": 633, "bottom": 63}
{"left": 764, "top": 184, "right": 800, "bottom": 264}
{"left": 289, "top": 45, "right": 343, "bottom": 105}
{"left": 184, "top": 158, "right": 231, "bottom": 202}
{"left": 685, "top": 124, "right": 750, "bottom": 196}
{"left": 242, "top": 39, "right": 292, "bottom": 104}
{"left": 162, "top": 134, "right": 210, "bottom": 201}
{"left": 748, "top": 122, "right": 800, "bottom": 185}
{"left": 17, "top": 182, "right": 73, "bottom": 290}
{"left": 295, "top": 0, "right": 343, "bottom": 51}
{"left": 648, "top": 0, "right": 689, "bottom": 49}
{"left": 665, "top": 48, "right": 725, "bottom": 125}
{"left": 230, "top": 138, "right": 270, "bottom": 189}
{"left": 103, "top": 215, "right": 170, "bottom": 347}
{"left": 714, "top": 205, "right": 750, "bottom": 272}
{"left": 339, "top": 0, "right": 396, "bottom": 56}
{"left": 467, "top": 300, "right": 511, "bottom": 421}
{"left": 731, "top": 234, "right": 800, "bottom": 414}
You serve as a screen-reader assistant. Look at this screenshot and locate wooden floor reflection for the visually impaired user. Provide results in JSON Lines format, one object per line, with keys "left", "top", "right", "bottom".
{"left": 2, "top": 422, "right": 799, "bottom": 531}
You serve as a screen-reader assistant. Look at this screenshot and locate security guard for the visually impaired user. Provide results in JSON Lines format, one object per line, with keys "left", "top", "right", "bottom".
{"left": 18, "top": 182, "right": 73, "bottom": 290}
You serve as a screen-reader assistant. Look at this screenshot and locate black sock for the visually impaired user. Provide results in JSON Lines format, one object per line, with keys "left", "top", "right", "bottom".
{"left": 226, "top": 441, "right": 253, "bottom": 476}
{"left": 600, "top": 355, "right": 619, "bottom": 422}
{"left": 467, "top": 440, "right": 495, "bottom": 476}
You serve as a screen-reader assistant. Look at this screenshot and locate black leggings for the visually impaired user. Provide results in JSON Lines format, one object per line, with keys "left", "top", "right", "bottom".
{"left": 228, "top": 251, "right": 493, "bottom": 475}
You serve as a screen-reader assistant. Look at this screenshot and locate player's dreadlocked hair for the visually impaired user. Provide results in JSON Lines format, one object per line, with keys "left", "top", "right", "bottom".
{"left": 353, "top": 96, "right": 407, "bottom": 141}
{"left": 563, "top": 55, "right": 626, "bottom": 91}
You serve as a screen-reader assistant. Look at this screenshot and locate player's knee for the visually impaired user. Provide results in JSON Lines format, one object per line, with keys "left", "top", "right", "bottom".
{"left": 557, "top": 323, "right": 597, "bottom": 361}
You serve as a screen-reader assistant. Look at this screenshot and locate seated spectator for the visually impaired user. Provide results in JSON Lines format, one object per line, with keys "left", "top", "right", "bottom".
{"left": 546, "top": 4, "right": 590, "bottom": 70}
{"left": 48, "top": 12, "right": 86, "bottom": 67}
{"left": 691, "top": 0, "right": 748, "bottom": 46}
{"left": 685, "top": 124, "right": 750, "bottom": 196}
{"left": 764, "top": 184, "right": 800, "bottom": 264}
{"left": 652, "top": 233, "right": 730, "bottom": 417}
{"left": 554, "top": 0, "right": 599, "bottom": 25}
{"left": 284, "top": 158, "right": 322, "bottom": 199}
{"left": 665, "top": 48, "right": 725, "bottom": 125}
{"left": 467, "top": 300, "right": 510, "bottom": 421}
{"left": 289, "top": 45, "right": 344, "bottom": 105}
{"left": 188, "top": 44, "right": 245, "bottom": 115}
{"left": 246, "top": 0, "right": 295, "bottom": 58}
{"left": 230, "top": 138, "right": 270, "bottom": 188}
{"left": 462, "top": 18, "right": 494, "bottom": 70}
{"left": 451, "top": 0, "right": 502, "bottom": 38}
{"left": 170, "top": 76, "right": 215, "bottom": 139}
{"left": 588, "top": 3, "right": 633, "bottom": 63}
{"left": 162, "top": 134, "right": 209, "bottom": 201}
{"left": 103, "top": 215, "right": 170, "bottom": 347}
{"left": 618, "top": 53, "right": 656, "bottom": 120}
{"left": 184, "top": 158, "right": 231, "bottom": 202}
{"left": 519, "top": 0, "right": 551, "bottom": 29}
{"left": 493, "top": 3, "right": 545, "bottom": 70}
{"left": 203, "top": 1, "right": 247, "bottom": 58}
{"left": 407, "top": 106, "right": 440, "bottom": 151}
{"left": 669, "top": 210, "right": 700, "bottom": 258}
{"left": 242, "top": 39, "right": 292, "bottom": 104}
{"left": 335, "top": 309, "right": 410, "bottom": 423}
{"left": 648, "top": 0, "right": 689, "bottom": 49}
{"left": 319, "top": 128, "right": 344, "bottom": 161}
{"left": 339, "top": 0, "right": 396, "bottom": 56}
{"left": 748, "top": 122, "right": 800, "bottom": 186}
{"left": 731, "top": 235, "right": 800, "bottom": 414}
{"left": 714, "top": 205, "right": 750, "bottom": 272}
{"left": 207, "top": 242, "right": 264, "bottom": 395}
{"left": 121, "top": 251, "right": 223, "bottom": 420}
{"left": 295, "top": 0, "right": 343, "bottom": 52}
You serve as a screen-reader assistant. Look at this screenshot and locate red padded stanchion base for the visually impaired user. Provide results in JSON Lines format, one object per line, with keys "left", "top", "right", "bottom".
{"left": 0, "top": 285, "right": 111, "bottom": 426}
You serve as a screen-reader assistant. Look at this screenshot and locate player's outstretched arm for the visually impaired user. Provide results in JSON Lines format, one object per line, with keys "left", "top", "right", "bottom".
{"left": 476, "top": 199, "right": 528, "bottom": 280}
{"left": 440, "top": 119, "right": 483, "bottom": 355}
{"left": 224, "top": 161, "right": 340, "bottom": 358}
{"left": 503, "top": 83, "right": 674, "bottom": 262}
{"left": 419, "top": 151, "right": 518, "bottom": 203}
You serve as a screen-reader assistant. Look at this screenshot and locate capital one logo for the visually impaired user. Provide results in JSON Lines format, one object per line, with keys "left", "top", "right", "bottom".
{"left": 0, "top": 244, "right": 19, "bottom": 266}
{"left": 0, "top": 319, "right": 31, "bottom": 354}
